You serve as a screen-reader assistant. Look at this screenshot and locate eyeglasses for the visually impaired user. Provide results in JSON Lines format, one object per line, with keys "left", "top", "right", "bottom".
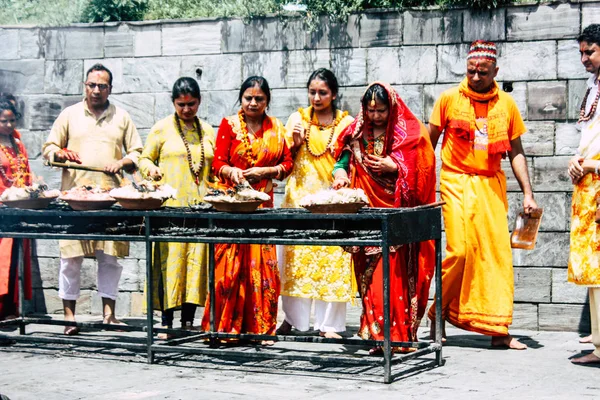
{"left": 85, "top": 82, "right": 110, "bottom": 91}
{"left": 0, "top": 118, "right": 17, "bottom": 125}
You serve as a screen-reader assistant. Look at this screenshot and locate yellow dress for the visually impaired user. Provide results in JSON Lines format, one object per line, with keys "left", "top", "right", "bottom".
{"left": 139, "top": 115, "right": 215, "bottom": 310}
{"left": 280, "top": 107, "right": 354, "bottom": 302}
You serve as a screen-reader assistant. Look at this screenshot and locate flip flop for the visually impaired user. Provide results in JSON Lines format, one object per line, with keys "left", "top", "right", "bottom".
{"left": 64, "top": 326, "right": 80, "bottom": 336}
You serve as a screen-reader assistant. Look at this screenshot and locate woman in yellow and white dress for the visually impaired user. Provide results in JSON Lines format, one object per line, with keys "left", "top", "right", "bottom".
{"left": 278, "top": 69, "right": 354, "bottom": 338}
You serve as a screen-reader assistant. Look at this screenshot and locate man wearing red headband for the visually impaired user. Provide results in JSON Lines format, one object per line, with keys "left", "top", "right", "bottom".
{"left": 427, "top": 40, "right": 537, "bottom": 349}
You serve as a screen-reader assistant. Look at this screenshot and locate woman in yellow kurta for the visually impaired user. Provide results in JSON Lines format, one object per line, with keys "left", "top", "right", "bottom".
{"left": 139, "top": 77, "right": 215, "bottom": 336}
{"left": 277, "top": 69, "right": 354, "bottom": 338}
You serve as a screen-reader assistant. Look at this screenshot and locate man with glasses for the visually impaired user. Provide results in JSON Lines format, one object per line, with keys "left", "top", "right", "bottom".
{"left": 42, "top": 63, "right": 143, "bottom": 335}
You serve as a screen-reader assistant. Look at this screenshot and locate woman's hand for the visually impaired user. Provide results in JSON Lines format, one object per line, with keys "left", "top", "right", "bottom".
{"left": 146, "top": 165, "right": 163, "bottom": 181}
{"left": 332, "top": 170, "right": 350, "bottom": 189}
{"left": 228, "top": 167, "right": 245, "bottom": 184}
{"left": 364, "top": 154, "right": 397, "bottom": 174}
{"left": 568, "top": 155, "right": 584, "bottom": 183}
{"left": 292, "top": 122, "right": 305, "bottom": 149}
{"left": 242, "top": 167, "right": 270, "bottom": 184}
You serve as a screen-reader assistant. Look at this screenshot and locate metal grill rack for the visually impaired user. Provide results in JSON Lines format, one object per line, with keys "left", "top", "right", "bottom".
{"left": 0, "top": 205, "right": 443, "bottom": 383}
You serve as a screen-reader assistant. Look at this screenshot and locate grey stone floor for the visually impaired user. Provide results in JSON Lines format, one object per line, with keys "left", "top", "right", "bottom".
{"left": 0, "top": 307, "right": 598, "bottom": 400}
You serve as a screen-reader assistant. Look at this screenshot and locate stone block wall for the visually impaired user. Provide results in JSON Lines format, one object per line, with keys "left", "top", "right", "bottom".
{"left": 1, "top": 1, "right": 598, "bottom": 331}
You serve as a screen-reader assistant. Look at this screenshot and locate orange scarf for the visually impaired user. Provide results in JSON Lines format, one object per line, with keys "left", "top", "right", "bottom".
{"left": 446, "top": 78, "right": 511, "bottom": 155}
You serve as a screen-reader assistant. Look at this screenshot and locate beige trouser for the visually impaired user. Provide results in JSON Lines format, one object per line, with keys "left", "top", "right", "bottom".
{"left": 589, "top": 288, "right": 600, "bottom": 358}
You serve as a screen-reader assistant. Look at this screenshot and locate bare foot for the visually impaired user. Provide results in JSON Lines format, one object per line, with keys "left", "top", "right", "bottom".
{"left": 579, "top": 334, "right": 593, "bottom": 344}
{"left": 491, "top": 335, "right": 527, "bottom": 350}
{"left": 103, "top": 314, "right": 125, "bottom": 325}
{"left": 275, "top": 320, "right": 292, "bottom": 335}
{"left": 157, "top": 325, "right": 173, "bottom": 340}
{"left": 320, "top": 331, "right": 342, "bottom": 339}
{"left": 261, "top": 340, "right": 275, "bottom": 346}
{"left": 571, "top": 352, "right": 600, "bottom": 364}
{"left": 429, "top": 318, "right": 447, "bottom": 343}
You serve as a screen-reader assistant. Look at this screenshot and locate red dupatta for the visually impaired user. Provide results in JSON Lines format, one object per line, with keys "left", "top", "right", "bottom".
{"left": 333, "top": 82, "right": 430, "bottom": 208}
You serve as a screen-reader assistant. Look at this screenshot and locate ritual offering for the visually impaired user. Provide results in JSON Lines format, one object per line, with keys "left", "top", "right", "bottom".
{"left": 203, "top": 182, "right": 270, "bottom": 212}
{"left": 59, "top": 186, "right": 116, "bottom": 211}
{"left": 1, "top": 183, "right": 61, "bottom": 209}
{"left": 510, "top": 207, "right": 544, "bottom": 250}
{"left": 300, "top": 188, "right": 369, "bottom": 214}
{"left": 109, "top": 181, "right": 176, "bottom": 210}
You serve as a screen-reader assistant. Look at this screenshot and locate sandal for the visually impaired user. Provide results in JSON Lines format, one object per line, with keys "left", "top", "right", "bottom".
{"left": 64, "top": 326, "right": 80, "bottom": 336}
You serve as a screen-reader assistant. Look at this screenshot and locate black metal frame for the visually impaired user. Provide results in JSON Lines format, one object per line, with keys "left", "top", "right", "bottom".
{"left": 0, "top": 205, "right": 443, "bottom": 383}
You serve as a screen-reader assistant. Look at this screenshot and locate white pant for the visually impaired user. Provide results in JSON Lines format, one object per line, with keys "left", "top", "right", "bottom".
{"left": 281, "top": 296, "right": 346, "bottom": 332}
{"left": 58, "top": 250, "right": 123, "bottom": 301}
{"left": 589, "top": 288, "right": 600, "bottom": 359}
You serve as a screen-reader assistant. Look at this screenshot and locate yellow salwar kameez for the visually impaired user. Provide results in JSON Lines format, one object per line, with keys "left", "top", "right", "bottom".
{"left": 281, "top": 108, "right": 354, "bottom": 302}
{"left": 279, "top": 107, "right": 354, "bottom": 333}
{"left": 139, "top": 115, "right": 215, "bottom": 311}
{"left": 427, "top": 82, "right": 527, "bottom": 336}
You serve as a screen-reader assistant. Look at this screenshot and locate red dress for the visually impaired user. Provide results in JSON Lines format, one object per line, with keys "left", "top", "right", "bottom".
{"left": 333, "top": 83, "right": 437, "bottom": 344}
{"left": 0, "top": 130, "right": 33, "bottom": 320}
{"left": 201, "top": 114, "right": 293, "bottom": 335}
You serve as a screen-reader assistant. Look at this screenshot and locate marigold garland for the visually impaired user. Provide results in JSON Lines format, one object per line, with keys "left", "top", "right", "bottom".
{"left": 238, "top": 110, "right": 259, "bottom": 167}
{"left": 0, "top": 140, "right": 29, "bottom": 187}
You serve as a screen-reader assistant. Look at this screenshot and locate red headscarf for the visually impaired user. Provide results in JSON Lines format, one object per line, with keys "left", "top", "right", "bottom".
{"left": 333, "top": 82, "right": 433, "bottom": 208}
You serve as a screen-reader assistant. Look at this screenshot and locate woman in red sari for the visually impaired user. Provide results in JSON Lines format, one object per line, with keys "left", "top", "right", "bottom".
{"left": 331, "top": 82, "right": 436, "bottom": 354}
{"left": 201, "top": 76, "right": 293, "bottom": 344}
{"left": 0, "top": 97, "right": 32, "bottom": 322}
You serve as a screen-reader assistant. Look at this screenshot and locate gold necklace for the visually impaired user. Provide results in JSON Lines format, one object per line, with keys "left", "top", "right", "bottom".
{"left": 303, "top": 108, "right": 348, "bottom": 158}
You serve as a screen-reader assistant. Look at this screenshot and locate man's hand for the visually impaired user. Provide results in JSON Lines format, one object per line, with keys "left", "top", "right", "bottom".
{"left": 523, "top": 194, "right": 538, "bottom": 214}
{"left": 568, "top": 155, "right": 585, "bottom": 183}
{"left": 54, "top": 149, "right": 81, "bottom": 164}
{"left": 104, "top": 160, "right": 124, "bottom": 175}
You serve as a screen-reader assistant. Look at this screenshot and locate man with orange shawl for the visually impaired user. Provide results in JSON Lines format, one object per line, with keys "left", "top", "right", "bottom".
{"left": 427, "top": 40, "right": 537, "bottom": 350}
{"left": 331, "top": 82, "right": 436, "bottom": 354}
{"left": 568, "top": 24, "right": 600, "bottom": 364}
{"left": 201, "top": 76, "right": 293, "bottom": 344}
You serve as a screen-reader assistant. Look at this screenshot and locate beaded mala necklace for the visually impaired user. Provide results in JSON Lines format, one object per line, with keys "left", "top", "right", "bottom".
{"left": 304, "top": 108, "right": 347, "bottom": 158}
{"left": 238, "top": 110, "right": 259, "bottom": 167}
{"left": 174, "top": 113, "right": 204, "bottom": 185}
{"left": 0, "top": 136, "right": 28, "bottom": 187}
{"left": 578, "top": 79, "right": 600, "bottom": 123}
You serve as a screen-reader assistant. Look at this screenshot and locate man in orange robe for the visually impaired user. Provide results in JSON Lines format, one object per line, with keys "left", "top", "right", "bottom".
{"left": 427, "top": 41, "right": 537, "bottom": 349}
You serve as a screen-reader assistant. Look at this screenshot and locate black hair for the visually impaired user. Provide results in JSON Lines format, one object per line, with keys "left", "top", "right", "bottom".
{"left": 0, "top": 99, "right": 18, "bottom": 119}
{"left": 578, "top": 24, "right": 600, "bottom": 47}
{"left": 171, "top": 77, "right": 201, "bottom": 101}
{"left": 307, "top": 68, "right": 339, "bottom": 97}
{"left": 0, "top": 93, "right": 21, "bottom": 120}
{"left": 238, "top": 76, "right": 271, "bottom": 106}
{"left": 85, "top": 63, "right": 113, "bottom": 86}
{"left": 0, "top": 99, "right": 22, "bottom": 154}
{"left": 362, "top": 84, "right": 389, "bottom": 110}
{"left": 307, "top": 68, "right": 339, "bottom": 112}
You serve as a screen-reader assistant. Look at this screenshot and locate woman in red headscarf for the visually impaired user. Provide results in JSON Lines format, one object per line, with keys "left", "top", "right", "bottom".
{"left": 331, "top": 82, "right": 436, "bottom": 354}
{"left": 0, "top": 96, "right": 32, "bottom": 322}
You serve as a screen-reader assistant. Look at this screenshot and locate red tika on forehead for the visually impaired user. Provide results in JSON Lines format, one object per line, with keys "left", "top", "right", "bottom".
{"left": 467, "top": 40, "right": 497, "bottom": 62}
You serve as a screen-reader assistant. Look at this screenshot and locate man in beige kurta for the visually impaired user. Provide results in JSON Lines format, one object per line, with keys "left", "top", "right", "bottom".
{"left": 42, "top": 64, "right": 142, "bottom": 334}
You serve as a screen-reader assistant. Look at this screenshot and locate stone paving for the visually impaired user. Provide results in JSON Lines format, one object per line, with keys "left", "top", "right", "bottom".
{"left": 0, "top": 307, "right": 598, "bottom": 400}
